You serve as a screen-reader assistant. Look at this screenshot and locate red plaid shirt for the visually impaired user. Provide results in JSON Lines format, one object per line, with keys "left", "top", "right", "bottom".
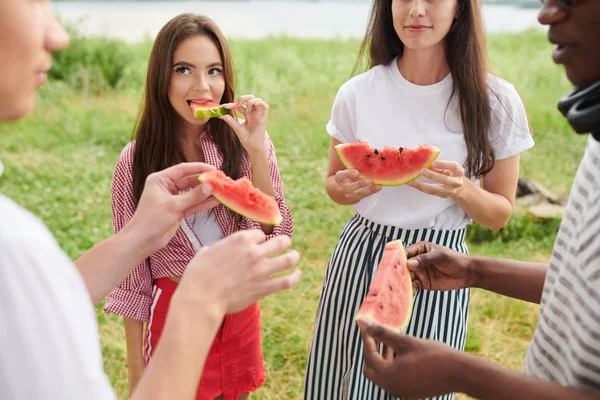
{"left": 103, "top": 131, "right": 293, "bottom": 321}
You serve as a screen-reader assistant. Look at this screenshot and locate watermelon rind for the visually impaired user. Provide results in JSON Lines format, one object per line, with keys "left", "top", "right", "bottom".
{"left": 193, "top": 106, "right": 229, "bottom": 119}
{"left": 198, "top": 172, "right": 282, "bottom": 226}
{"left": 355, "top": 239, "right": 414, "bottom": 334}
{"left": 335, "top": 143, "right": 440, "bottom": 186}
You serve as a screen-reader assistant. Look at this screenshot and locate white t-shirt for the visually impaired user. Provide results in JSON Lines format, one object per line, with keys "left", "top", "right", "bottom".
{"left": 185, "top": 210, "right": 223, "bottom": 247}
{"left": 523, "top": 137, "right": 600, "bottom": 393}
{"left": 0, "top": 194, "right": 115, "bottom": 399}
{"left": 327, "top": 58, "right": 534, "bottom": 229}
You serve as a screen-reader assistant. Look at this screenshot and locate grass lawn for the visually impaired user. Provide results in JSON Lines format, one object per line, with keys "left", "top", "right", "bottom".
{"left": 0, "top": 30, "right": 586, "bottom": 399}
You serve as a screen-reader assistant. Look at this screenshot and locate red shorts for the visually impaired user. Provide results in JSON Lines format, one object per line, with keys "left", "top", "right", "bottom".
{"left": 143, "top": 278, "right": 266, "bottom": 400}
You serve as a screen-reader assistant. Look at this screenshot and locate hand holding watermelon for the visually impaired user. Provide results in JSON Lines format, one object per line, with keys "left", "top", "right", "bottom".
{"left": 405, "top": 241, "right": 474, "bottom": 292}
{"left": 125, "top": 162, "right": 219, "bottom": 253}
{"left": 219, "top": 95, "right": 269, "bottom": 156}
{"left": 358, "top": 318, "right": 462, "bottom": 399}
{"left": 334, "top": 169, "right": 382, "bottom": 204}
{"left": 407, "top": 160, "right": 465, "bottom": 199}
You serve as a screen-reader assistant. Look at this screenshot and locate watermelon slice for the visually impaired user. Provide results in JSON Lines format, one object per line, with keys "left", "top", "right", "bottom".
{"left": 335, "top": 142, "right": 440, "bottom": 186}
{"left": 198, "top": 170, "right": 282, "bottom": 225}
{"left": 189, "top": 101, "right": 228, "bottom": 119}
{"left": 356, "top": 239, "right": 413, "bottom": 333}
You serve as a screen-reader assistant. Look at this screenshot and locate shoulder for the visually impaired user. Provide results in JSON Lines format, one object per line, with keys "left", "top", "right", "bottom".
{"left": 336, "top": 64, "right": 392, "bottom": 100}
{"left": 0, "top": 194, "right": 81, "bottom": 290}
{"left": 0, "top": 195, "right": 56, "bottom": 245}
{"left": 113, "top": 141, "right": 136, "bottom": 180}
{"left": 486, "top": 73, "right": 526, "bottom": 111}
{"left": 117, "top": 141, "right": 136, "bottom": 166}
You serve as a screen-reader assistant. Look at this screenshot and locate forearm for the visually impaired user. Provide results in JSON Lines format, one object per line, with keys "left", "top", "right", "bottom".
{"left": 326, "top": 175, "right": 356, "bottom": 205}
{"left": 455, "top": 351, "right": 599, "bottom": 400}
{"left": 124, "top": 318, "right": 146, "bottom": 395}
{"left": 131, "top": 301, "right": 223, "bottom": 400}
{"left": 74, "top": 225, "right": 153, "bottom": 305}
{"left": 452, "top": 179, "right": 513, "bottom": 230}
{"left": 471, "top": 256, "right": 547, "bottom": 304}
{"left": 249, "top": 151, "right": 276, "bottom": 234}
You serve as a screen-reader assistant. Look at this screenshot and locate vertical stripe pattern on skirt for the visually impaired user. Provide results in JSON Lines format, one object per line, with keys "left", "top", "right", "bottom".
{"left": 305, "top": 214, "right": 470, "bottom": 400}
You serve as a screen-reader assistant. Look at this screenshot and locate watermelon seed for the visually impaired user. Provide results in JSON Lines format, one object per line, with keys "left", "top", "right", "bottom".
{"left": 389, "top": 285, "right": 393, "bottom": 291}
{"left": 367, "top": 154, "right": 371, "bottom": 158}
{"left": 374, "top": 149, "right": 379, "bottom": 155}
{"left": 370, "top": 292, "right": 378, "bottom": 297}
{"left": 399, "top": 147, "right": 404, "bottom": 153}
{"left": 379, "top": 303, "right": 384, "bottom": 310}
{"left": 381, "top": 156, "right": 385, "bottom": 161}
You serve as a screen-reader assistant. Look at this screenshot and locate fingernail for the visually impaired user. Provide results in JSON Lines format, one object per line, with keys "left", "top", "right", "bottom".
{"left": 357, "top": 317, "right": 373, "bottom": 328}
{"left": 431, "top": 161, "right": 438, "bottom": 168}
{"left": 200, "top": 183, "right": 212, "bottom": 196}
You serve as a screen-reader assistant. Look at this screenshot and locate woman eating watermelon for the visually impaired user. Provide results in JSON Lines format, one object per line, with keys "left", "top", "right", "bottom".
{"left": 102, "top": 13, "right": 293, "bottom": 400}
{"left": 305, "top": 0, "right": 534, "bottom": 399}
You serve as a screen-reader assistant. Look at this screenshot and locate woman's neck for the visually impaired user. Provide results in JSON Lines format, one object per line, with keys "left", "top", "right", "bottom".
{"left": 397, "top": 44, "right": 450, "bottom": 85}
{"left": 180, "top": 121, "right": 206, "bottom": 162}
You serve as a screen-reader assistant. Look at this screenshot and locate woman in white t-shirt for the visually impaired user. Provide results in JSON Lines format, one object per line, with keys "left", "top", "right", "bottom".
{"left": 304, "top": 1, "right": 534, "bottom": 399}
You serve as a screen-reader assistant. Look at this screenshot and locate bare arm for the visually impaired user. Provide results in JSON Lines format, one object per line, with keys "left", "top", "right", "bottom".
{"left": 453, "top": 155, "right": 520, "bottom": 230}
{"left": 248, "top": 150, "right": 276, "bottom": 234}
{"left": 407, "top": 242, "right": 547, "bottom": 304}
{"left": 124, "top": 318, "right": 145, "bottom": 396}
{"left": 471, "top": 255, "right": 547, "bottom": 304}
{"left": 74, "top": 227, "right": 152, "bottom": 305}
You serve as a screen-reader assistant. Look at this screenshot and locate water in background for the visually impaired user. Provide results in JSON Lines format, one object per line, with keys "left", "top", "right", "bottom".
{"left": 53, "top": 1, "right": 544, "bottom": 42}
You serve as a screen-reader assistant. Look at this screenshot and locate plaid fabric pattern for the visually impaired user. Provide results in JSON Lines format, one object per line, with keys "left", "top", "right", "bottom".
{"left": 103, "top": 132, "right": 293, "bottom": 321}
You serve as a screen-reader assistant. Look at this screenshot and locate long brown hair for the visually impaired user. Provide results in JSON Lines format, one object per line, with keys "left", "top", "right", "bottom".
{"left": 132, "top": 13, "right": 243, "bottom": 205}
{"left": 354, "top": 0, "right": 494, "bottom": 178}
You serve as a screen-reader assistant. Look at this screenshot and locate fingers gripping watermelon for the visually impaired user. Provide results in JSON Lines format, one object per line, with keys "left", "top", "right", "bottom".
{"left": 198, "top": 170, "right": 282, "bottom": 225}
{"left": 356, "top": 239, "right": 413, "bottom": 333}
{"left": 189, "top": 101, "right": 229, "bottom": 119}
{"left": 335, "top": 142, "right": 440, "bottom": 186}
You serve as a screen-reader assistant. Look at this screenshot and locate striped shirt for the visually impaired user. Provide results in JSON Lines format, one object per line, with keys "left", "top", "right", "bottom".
{"left": 523, "top": 136, "right": 600, "bottom": 393}
{"left": 103, "top": 131, "right": 293, "bottom": 321}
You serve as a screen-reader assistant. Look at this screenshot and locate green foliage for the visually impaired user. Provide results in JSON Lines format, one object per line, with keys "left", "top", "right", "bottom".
{"left": 49, "top": 24, "right": 137, "bottom": 94}
{"left": 466, "top": 214, "right": 561, "bottom": 246}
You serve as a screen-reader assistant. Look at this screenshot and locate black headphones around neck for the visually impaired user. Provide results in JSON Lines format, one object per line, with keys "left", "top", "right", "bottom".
{"left": 557, "top": 80, "right": 600, "bottom": 141}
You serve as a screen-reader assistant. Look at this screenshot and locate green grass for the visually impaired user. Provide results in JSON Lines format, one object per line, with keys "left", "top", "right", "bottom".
{"left": 0, "top": 30, "right": 582, "bottom": 399}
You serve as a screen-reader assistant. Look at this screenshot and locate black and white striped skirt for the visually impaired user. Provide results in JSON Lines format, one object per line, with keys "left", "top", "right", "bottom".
{"left": 304, "top": 214, "right": 470, "bottom": 400}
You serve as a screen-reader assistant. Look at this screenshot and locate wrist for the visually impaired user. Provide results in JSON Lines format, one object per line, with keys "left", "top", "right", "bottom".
{"left": 246, "top": 146, "right": 267, "bottom": 161}
{"left": 168, "top": 292, "right": 224, "bottom": 349}
{"left": 451, "top": 351, "right": 484, "bottom": 396}
{"left": 115, "top": 222, "right": 155, "bottom": 263}
{"left": 468, "top": 255, "right": 486, "bottom": 289}
{"left": 450, "top": 176, "right": 470, "bottom": 202}
{"left": 170, "top": 278, "right": 227, "bottom": 328}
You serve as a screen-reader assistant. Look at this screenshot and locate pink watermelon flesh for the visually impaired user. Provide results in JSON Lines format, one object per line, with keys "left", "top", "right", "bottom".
{"left": 189, "top": 101, "right": 228, "bottom": 119}
{"left": 198, "top": 170, "right": 282, "bottom": 225}
{"left": 356, "top": 239, "right": 413, "bottom": 333}
{"left": 335, "top": 142, "right": 440, "bottom": 186}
